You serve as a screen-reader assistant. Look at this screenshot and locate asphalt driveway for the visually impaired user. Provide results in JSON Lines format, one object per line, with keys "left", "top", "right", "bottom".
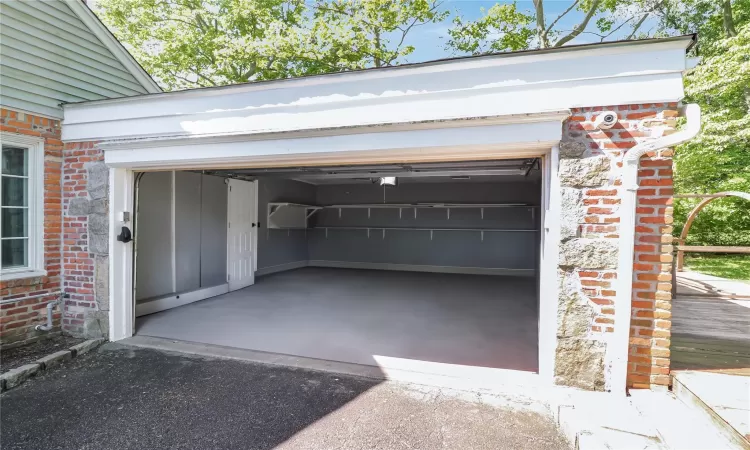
{"left": 1, "top": 343, "right": 569, "bottom": 450}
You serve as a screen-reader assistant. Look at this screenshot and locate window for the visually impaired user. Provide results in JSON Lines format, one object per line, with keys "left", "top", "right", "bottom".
{"left": 0, "top": 133, "right": 45, "bottom": 280}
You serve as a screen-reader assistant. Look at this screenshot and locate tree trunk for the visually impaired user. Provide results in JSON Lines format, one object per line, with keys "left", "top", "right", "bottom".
{"left": 722, "top": 0, "right": 737, "bottom": 37}
{"left": 533, "top": 0, "right": 549, "bottom": 48}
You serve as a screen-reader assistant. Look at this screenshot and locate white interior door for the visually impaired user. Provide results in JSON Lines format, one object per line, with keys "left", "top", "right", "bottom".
{"left": 227, "top": 179, "right": 256, "bottom": 291}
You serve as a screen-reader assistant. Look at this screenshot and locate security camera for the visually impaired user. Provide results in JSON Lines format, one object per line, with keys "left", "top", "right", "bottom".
{"left": 593, "top": 111, "right": 619, "bottom": 129}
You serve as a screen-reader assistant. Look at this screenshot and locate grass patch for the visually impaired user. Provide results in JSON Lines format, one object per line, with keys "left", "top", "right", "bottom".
{"left": 684, "top": 254, "right": 750, "bottom": 281}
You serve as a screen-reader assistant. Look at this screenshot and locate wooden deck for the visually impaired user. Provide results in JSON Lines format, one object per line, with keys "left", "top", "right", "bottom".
{"left": 671, "top": 280, "right": 750, "bottom": 374}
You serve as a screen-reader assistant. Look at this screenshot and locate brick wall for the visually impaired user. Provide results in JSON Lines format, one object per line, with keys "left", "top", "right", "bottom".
{"left": 558, "top": 103, "right": 677, "bottom": 391}
{"left": 0, "top": 108, "right": 64, "bottom": 346}
{"left": 62, "top": 142, "right": 109, "bottom": 338}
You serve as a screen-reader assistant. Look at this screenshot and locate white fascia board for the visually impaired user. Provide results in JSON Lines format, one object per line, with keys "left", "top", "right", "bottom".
{"left": 62, "top": 40, "right": 688, "bottom": 143}
{"left": 102, "top": 119, "right": 563, "bottom": 170}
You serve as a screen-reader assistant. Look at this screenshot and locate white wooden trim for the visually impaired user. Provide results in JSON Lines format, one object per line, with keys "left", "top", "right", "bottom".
{"left": 135, "top": 284, "right": 229, "bottom": 317}
{"left": 101, "top": 120, "right": 562, "bottom": 170}
{"left": 0, "top": 133, "right": 45, "bottom": 280}
{"left": 65, "top": 0, "right": 161, "bottom": 94}
{"left": 255, "top": 260, "right": 308, "bottom": 277}
{"left": 537, "top": 147, "right": 561, "bottom": 384}
{"left": 308, "top": 260, "right": 535, "bottom": 277}
{"left": 109, "top": 168, "right": 135, "bottom": 341}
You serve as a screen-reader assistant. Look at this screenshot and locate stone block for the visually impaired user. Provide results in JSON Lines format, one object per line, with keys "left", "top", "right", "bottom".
{"left": 95, "top": 255, "right": 109, "bottom": 311}
{"left": 559, "top": 155, "right": 611, "bottom": 187}
{"left": 36, "top": 350, "right": 72, "bottom": 370}
{"left": 557, "top": 269, "right": 595, "bottom": 339}
{"left": 0, "top": 363, "right": 41, "bottom": 390}
{"left": 559, "top": 140, "right": 586, "bottom": 159}
{"left": 555, "top": 339, "right": 606, "bottom": 391}
{"left": 70, "top": 339, "right": 105, "bottom": 357}
{"left": 560, "top": 187, "right": 583, "bottom": 240}
{"left": 559, "top": 238, "right": 618, "bottom": 269}
{"left": 86, "top": 161, "right": 108, "bottom": 191}
{"left": 88, "top": 214, "right": 108, "bottom": 235}
{"left": 90, "top": 233, "right": 108, "bottom": 255}
{"left": 89, "top": 198, "right": 108, "bottom": 215}
{"left": 67, "top": 197, "right": 90, "bottom": 216}
{"left": 83, "top": 312, "right": 109, "bottom": 339}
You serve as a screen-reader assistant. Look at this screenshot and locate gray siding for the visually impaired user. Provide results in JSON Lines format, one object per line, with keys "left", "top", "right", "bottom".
{"left": 0, "top": 0, "right": 149, "bottom": 118}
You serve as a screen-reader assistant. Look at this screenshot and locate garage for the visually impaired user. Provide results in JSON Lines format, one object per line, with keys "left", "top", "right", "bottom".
{"left": 132, "top": 158, "right": 542, "bottom": 375}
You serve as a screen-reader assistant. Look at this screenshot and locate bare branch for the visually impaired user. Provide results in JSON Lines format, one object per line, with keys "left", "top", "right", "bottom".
{"left": 600, "top": 15, "right": 635, "bottom": 41}
{"left": 625, "top": 13, "right": 649, "bottom": 40}
{"left": 546, "top": 0, "right": 580, "bottom": 35}
{"left": 553, "top": 0, "right": 602, "bottom": 47}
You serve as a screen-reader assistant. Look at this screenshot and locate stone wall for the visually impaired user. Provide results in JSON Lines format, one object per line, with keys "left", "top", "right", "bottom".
{"left": 0, "top": 108, "right": 64, "bottom": 346}
{"left": 61, "top": 142, "right": 109, "bottom": 339}
{"left": 555, "top": 103, "right": 678, "bottom": 391}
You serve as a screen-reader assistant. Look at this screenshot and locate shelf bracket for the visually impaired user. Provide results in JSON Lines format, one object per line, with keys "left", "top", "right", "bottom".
{"left": 481, "top": 230, "right": 484, "bottom": 242}
{"left": 430, "top": 230, "right": 434, "bottom": 241}
{"left": 447, "top": 208, "right": 450, "bottom": 220}
{"left": 481, "top": 208, "right": 484, "bottom": 220}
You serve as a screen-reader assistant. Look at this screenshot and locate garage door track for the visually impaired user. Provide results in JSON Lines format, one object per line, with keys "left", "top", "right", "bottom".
{"left": 0, "top": 343, "right": 569, "bottom": 450}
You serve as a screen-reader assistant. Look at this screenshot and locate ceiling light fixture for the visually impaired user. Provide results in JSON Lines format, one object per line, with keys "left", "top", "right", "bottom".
{"left": 379, "top": 176, "right": 397, "bottom": 186}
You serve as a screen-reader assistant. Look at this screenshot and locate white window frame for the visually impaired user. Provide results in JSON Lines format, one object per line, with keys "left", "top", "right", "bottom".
{"left": 1, "top": 133, "right": 46, "bottom": 281}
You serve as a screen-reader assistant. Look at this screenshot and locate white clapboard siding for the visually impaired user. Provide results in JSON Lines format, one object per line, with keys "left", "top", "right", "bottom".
{"left": 0, "top": 0, "right": 153, "bottom": 118}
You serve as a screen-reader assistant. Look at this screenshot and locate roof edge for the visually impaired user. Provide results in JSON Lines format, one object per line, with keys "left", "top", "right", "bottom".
{"left": 64, "top": 34, "right": 695, "bottom": 109}
{"left": 66, "top": 0, "right": 162, "bottom": 94}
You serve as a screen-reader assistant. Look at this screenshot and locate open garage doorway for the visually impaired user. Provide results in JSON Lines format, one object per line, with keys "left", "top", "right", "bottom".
{"left": 132, "top": 158, "right": 544, "bottom": 377}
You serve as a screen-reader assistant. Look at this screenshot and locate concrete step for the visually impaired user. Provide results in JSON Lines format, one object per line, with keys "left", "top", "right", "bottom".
{"left": 630, "top": 388, "right": 739, "bottom": 450}
{"left": 552, "top": 389, "right": 666, "bottom": 449}
{"left": 671, "top": 371, "right": 750, "bottom": 450}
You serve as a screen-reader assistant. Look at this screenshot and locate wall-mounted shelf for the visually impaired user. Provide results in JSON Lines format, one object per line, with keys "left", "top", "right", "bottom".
{"left": 267, "top": 202, "right": 321, "bottom": 229}
{"left": 322, "top": 203, "right": 537, "bottom": 220}
{"left": 312, "top": 226, "right": 538, "bottom": 241}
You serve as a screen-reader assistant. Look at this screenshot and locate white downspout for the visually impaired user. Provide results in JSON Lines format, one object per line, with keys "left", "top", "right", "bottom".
{"left": 612, "top": 103, "right": 701, "bottom": 395}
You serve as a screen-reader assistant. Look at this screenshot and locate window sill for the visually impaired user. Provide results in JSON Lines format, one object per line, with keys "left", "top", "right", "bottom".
{"left": 0, "top": 269, "right": 47, "bottom": 281}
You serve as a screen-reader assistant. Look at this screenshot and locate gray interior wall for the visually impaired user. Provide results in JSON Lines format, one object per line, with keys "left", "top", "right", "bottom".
{"left": 175, "top": 172, "right": 202, "bottom": 293}
{"left": 309, "top": 181, "right": 541, "bottom": 270}
{"left": 257, "top": 179, "right": 316, "bottom": 272}
{"left": 135, "top": 172, "right": 173, "bottom": 301}
{"left": 136, "top": 172, "right": 228, "bottom": 302}
{"left": 200, "top": 175, "right": 228, "bottom": 287}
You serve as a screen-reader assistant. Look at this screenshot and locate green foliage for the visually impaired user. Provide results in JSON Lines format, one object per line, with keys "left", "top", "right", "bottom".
{"left": 674, "top": 22, "right": 750, "bottom": 246}
{"left": 96, "top": 0, "right": 446, "bottom": 90}
{"left": 447, "top": 3, "right": 534, "bottom": 54}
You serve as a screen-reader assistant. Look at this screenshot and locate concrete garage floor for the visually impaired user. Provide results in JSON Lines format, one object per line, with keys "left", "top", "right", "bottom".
{"left": 136, "top": 268, "right": 539, "bottom": 373}
{"left": 0, "top": 343, "right": 569, "bottom": 450}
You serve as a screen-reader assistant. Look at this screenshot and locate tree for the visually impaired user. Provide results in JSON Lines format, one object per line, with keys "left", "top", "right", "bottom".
{"left": 673, "top": 22, "right": 750, "bottom": 246}
{"left": 95, "top": 0, "right": 447, "bottom": 90}
{"left": 447, "top": 0, "right": 666, "bottom": 55}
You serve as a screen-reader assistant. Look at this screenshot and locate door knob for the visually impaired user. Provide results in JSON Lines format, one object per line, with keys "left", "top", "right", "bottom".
{"left": 117, "top": 226, "right": 132, "bottom": 243}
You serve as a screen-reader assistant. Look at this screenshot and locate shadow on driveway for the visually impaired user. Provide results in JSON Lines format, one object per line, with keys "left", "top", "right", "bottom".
{"left": 1, "top": 343, "right": 568, "bottom": 450}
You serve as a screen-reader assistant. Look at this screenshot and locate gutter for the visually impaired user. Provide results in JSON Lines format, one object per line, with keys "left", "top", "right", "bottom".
{"left": 612, "top": 103, "right": 701, "bottom": 395}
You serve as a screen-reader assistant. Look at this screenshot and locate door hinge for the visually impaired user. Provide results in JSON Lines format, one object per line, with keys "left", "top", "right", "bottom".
{"left": 228, "top": 222, "right": 230, "bottom": 229}
{"left": 227, "top": 274, "right": 231, "bottom": 281}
